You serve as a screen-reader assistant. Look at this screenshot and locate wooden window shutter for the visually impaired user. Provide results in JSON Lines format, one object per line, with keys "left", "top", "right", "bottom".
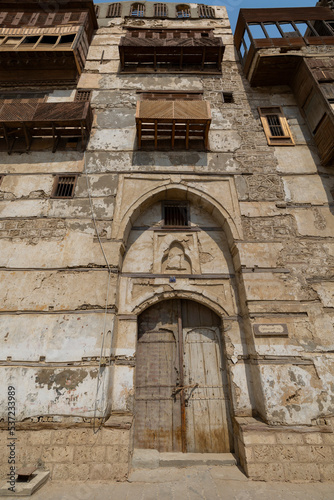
{"left": 28, "top": 13, "right": 39, "bottom": 26}
{"left": 45, "top": 13, "right": 56, "bottom": 25}
{"left": 62, "top": 12, "right": 72, "bottom": 24}
{"left": 0, "top": 13, "right": 8, "bottom": 24}
{"left": 258, "top": 107, "right": 294, "bottom": 146}
{"left": 12, "top": 12, "right": 24, "bottom": 26}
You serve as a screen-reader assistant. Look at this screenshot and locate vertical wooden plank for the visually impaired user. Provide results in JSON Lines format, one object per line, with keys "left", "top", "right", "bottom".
{"left": 135, "top": 300, "right": 181, "bottom": 452}
{"left": 177, "top": 299, "right": 187, "bottom": 453}
{"left": 182, "top": 300, "right": 232, "bottom": 453}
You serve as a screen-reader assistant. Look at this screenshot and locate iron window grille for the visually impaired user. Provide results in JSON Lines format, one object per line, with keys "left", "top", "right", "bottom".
{"left": 154, "top": 3, "right": 168, "bottom": 17}
{"left": 198, "top": 5, "right": 215, "bottom": 19}
{"left": 75, "top": 89, "right": 92, "bottom": 102}
{"left": 52, "top": 175, "right": 77, "bottom": 198}
{"left": 176, "top": 5, "right": 191, "bottom": 18}
{"left": 258, "top": 107, "right": 295, "bottom": 146}
{"left": 130, "top": 3, "right": 145, "bottom": 17}
{"left": 107, "top": 3, "right": 122, "bottom": 18}
{"left": 163, "top": 201, "right": 189, "bottom": 226}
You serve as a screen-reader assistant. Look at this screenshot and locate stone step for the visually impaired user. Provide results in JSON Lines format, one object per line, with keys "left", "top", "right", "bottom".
{"left": 132, "top": 449, "right": 237, "bottom": 470}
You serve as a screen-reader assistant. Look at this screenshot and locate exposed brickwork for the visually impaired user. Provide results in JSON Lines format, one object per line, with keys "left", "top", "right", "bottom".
{"left": 0, "top": 219, "right": 67, "bottom": 241}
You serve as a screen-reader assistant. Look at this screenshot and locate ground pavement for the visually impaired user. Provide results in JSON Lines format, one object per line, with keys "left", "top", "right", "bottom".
{"left": 1, "top": 465, "right": 334, "bottom": 500}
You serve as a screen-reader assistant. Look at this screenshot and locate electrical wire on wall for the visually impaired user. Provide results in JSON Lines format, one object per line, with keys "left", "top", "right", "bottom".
{"left": 83, "top": 151, "right": 113, "bottom": 434}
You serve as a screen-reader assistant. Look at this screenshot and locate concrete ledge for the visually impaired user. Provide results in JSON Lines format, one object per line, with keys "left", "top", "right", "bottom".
{"left": 0, "top": 470, "right": 50, "bottom": 497}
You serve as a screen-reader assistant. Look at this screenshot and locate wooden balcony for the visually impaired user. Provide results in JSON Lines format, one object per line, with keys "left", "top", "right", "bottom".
{"left": 0, "top": 101, "right": 93, "bottom": 153}
{"left": 136, "top": 100, "right": 211, "bottom": 150}
{"left": 291, "top": 58, "right": 334, "bottom": 167}
{"left": 235, "top": 7, "right": 334, "bottom": 86}
{"left": 119, "top": 29, "right": 224, "bottom": 73}
{"left": 0, "top": 0, "right": 97, "bottom": 85}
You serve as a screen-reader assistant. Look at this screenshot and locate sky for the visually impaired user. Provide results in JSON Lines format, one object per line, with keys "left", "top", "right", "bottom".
{"left": 96, "top": 0, "right": 318, "bottom": 32}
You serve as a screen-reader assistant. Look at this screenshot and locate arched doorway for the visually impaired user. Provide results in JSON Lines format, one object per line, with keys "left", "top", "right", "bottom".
{"left": 134, "top": 299, "right": 233, "bottom": 453}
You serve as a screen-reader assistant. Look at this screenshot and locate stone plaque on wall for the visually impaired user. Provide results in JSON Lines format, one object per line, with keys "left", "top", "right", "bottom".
{"left": 253, "top": 324, "right": 289, "bottom": 337}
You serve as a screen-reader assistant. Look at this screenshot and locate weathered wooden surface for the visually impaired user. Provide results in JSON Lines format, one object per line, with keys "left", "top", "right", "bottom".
{"left": 135, "top": 300, "right": 232, "bottom": 453}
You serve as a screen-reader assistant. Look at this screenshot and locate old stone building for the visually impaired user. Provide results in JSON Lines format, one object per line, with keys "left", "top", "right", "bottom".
{"left": 0, "top": 0, "right": 334, "bottom": 485}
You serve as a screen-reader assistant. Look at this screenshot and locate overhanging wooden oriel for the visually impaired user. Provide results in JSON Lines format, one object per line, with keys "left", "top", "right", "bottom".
{"left": 119, "top": 29, "right": 224, "bottom": 73}
{"left": 0, "top": 0, "right": 97, "bottom": 85}
{"left": 136, "top": 100, "right": 211, "bottom": 150}
{"left": 234, "top": 7, "right": 334, "bottom": 86}
{"left": 291, "top": 58, "right": 334, "bottom": 167}
{"left": 0, "top": 101, "right": 93, "bottom": 153}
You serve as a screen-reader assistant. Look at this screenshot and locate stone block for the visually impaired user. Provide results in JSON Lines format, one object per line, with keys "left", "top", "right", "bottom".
{"left": 322, "top": 433, "right": 334, "bottom": 445}
{"left": 318, "top": 463, "right": 334, "bottom": 482}
{"left": 246, "top": 463, "right": 285, "bottom": 481}
{"left": 74, "top": 446, "right": 106, "bottom": 463}
{"left": 276, "top": 433, "right": 304, "bottom": 445}
{"left": 67, "top": 429, "right": 101, "bottom": 446}
{"left": 106, "top": 445, "right": 129, "bottom": 463}
{"left": 253, "top": 445, "right": 298, "bottom": 463}
{"left": 283, "top": 463, "right": 320, "bottom": 482}
{"left": 297, "top": 446, "right": 333, "bottom": 463}
{"left": 100, "top": 429, "right": 130, "bottom": 446}
{"left": 303, "top": 433, "right": 324, "bottom": 445}
{"left": 42, "top": 446, "right": 74, "bottom": 463}
{"left": 88, "top": 463, "right": 127, "bottom": 481}
{"left": 27, "top": 430, "right": 52, "bottom": 446}
{"left": 242, "top": 431, "right": 277, "bottom": 445}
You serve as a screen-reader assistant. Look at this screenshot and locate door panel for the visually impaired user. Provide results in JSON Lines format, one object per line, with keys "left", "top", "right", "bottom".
{"left": 135, "top": 300, "right": 182, "bottom": 452}
{"left": 182, "top": 301, "right": 232, "bottom": 453}
{"left": 135, "top": 299, "right": 232, "bottom": 453}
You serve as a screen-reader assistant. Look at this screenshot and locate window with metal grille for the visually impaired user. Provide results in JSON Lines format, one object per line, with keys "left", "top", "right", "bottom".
{"left": 75, "top": 89, "right": 92, "bottom": 102}
{"left": 52, "top": 175, "right": 77, "bottom": 198}
{"left": 258, "top": 107, "right": 294, "bottom": 146}
{"left": 176, "top": 5, "right": 191, "bottom": 18}
{"left": 163, "top": 202, "right": 189, "bottom": 226}
{"left": 130, "top": 3, "right": 145, "bottom": 17}
{"left": 154, "top": 3, "right": 168, "bottom": 17}
{"left": 222, "top": 92, "right": 234, "bottom": 104}
{"left": 107, "top": 3, "right": 122, "bottom": 18}
{"left": 95, "top": 5, "right": 100, "bottom": 17}
{"left": 198, "top": 5, "right": 214, "bottom": 18}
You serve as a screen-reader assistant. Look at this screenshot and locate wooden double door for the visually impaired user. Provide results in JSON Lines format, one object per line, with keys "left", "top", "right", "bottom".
{"left": 134, "top": 299, "right": 232, "bottom": 453}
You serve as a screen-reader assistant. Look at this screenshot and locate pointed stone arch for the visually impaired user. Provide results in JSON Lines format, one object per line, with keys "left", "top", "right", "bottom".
{"left": 113, "top": 183, "right": 243, "bottom": 248}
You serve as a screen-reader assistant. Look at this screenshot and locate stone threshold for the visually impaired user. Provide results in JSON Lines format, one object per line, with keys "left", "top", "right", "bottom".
{"left": 132, "top": 449, "right": 237, "bottom": 469}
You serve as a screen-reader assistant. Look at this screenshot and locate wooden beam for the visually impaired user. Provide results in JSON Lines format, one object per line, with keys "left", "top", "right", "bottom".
{"left": 185, "top": 120, "right": 189, "bottom": 149}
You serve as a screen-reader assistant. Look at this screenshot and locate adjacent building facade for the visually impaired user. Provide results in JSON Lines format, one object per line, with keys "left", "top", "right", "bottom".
{"left": 0, "top": 0, "right": 334, "bottom": 483}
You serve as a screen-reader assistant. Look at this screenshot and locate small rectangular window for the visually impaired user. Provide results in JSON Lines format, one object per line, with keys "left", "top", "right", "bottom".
{"left": 258, "top": 107, "right": 294, "bottom": 146}
{"left": 95, "top": 5, "right": 100, "bottom": 17}
{"left": 75, "top": 89, "right": 92, "bottom": 102}
{"left": 222, "top": 92, "right": 234, "bottom": 104}
{"left": 163, "top": 201, "right": 189, "bottom": 226}
{"left": 0, "top": 175, "right": 3, "bottom": 186}
{"left": 52, "top": 175, "right": 77, "bottom": 198}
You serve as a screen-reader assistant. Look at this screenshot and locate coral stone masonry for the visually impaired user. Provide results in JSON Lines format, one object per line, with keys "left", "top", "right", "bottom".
{"left": 0, "top": 0, "right": 334, "bottom": 484}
